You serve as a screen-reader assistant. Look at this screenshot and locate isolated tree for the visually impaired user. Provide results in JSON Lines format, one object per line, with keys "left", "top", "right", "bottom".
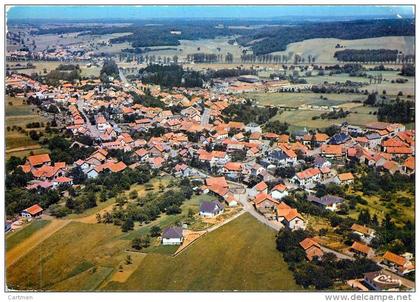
{"left": 121, "top": 218, "right": 134, "bottom": 232}
{"left": 150, "top": 225, "right": 161, "bottom": 237}
{"left": 96, "top": 213, "right": 102, "bottom": 223}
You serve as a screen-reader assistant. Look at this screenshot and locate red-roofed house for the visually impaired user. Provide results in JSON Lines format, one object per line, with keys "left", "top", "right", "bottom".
{"left": 271, "top": 183, "right": 289, "bottom": 200}
{"left": 21, "top": 204, "right": 43, "bottom": 219}
{"left": 277, "top": 207, "right": 306, "bottom": 231}
{"left": 293, "top": 167, "right": 321, "bottom": 188}
{"left": 26, "top": 154, "right": 51, "bottom": 168}
{"left": 299, "top": 238, "right": 324, "bottom": 261}
{"left": 333, "top": 172, "right": 354, "bottom": 185}
{"left": 254, "top": 193, "right": 279, "bottom": 217}
{"left": 249, "top": 181, "right": 268, "bottom": 198}
{"left": 382, "top": 251, "right": 415, "bottom": 275}
{"left": 402, "top": 157, "right": 415, "bottom": 175}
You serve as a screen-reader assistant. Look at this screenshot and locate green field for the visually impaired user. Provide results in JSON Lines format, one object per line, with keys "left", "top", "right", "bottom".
{"left": 6, "top": 220, "right": 51, "bottom": 251}
{"left": 303, "top": 70, "right": 414, "bottom": 96}
{"left": 5, "top": 96, "right": 47, "bottom": 153}
{"left": 244, "top": 92, "right": 365, "bottom": 107}
{"left": 7, "top": 221, "right": 125, "bottom": 290}
{"left": 7, "top": 213, "right": 298, "bottom": 291}
{"left": 269, "top": 36, "right": 414, "bottom": 65}
{"left": 105, "top": 213, "right": 299, "bottom": 291}
{"left": 269, "top": 105, "right": 377, "bottom": 130}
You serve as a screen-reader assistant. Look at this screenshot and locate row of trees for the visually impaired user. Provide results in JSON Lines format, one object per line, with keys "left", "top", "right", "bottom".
{"left": 334, "top": 49, "right": 400, "bottom": 63}
{"left": 100, "top": 59, "right": 120, "bottom": 82}
{"left": 46, "top": 65, "right": 81, "bottom": 86}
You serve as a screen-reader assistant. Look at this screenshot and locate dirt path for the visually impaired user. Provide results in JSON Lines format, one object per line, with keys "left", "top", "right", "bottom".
{"left": 6, "top": 219, "right": 71, "bottom": 268}
{"left": 73, "top": 204, "right": 116, "bottom": 224}
{"left": 6, "top": 144, "right": 42, "bottom": 153}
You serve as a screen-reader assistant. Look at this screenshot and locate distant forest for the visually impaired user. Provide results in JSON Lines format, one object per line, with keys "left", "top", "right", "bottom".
{"left": 237, "top": 19, "right": 415, "bottom": 55}
{"left": 32, "top": 19, "right": 414, "bottom": 56}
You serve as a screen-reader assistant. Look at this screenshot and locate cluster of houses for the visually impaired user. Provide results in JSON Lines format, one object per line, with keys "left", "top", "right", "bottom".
{"left": 6, "top": 70, "right": 415, "bottom": 289}
{"left": 298, "top": 221, "right": 415, "bottom": 287}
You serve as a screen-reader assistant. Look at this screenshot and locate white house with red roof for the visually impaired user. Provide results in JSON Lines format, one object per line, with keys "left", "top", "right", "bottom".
{"left": 271, "top": 183, "right": 289, "bottom": 200}
{"left": 21, "top": 204, "right": 43, "bottom": 219}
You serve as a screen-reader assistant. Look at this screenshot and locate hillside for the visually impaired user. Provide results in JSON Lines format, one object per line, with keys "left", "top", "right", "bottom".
{"left": 269, "top": 36, "right": 415, "bottom": 64}
{"left": 7, "top": 214, "right": 298, "bottom": 291}
{"left": 104, "top": 213, "right": 299, "bottom": 291}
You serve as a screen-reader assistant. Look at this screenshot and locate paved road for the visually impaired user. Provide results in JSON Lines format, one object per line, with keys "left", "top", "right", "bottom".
{"left": 119, "top": 68, "right": 130, "bottom": 87}
{"left": 201, "top": 108, "right": 210, "bottom": 126}
{"left": 233, "top": 184, "right": 283, "bottom": 232}
{"left": 76, "top": 97, "right": 100, "bottom": 137}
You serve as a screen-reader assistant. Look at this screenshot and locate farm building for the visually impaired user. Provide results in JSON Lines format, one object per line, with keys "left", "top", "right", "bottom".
{"left": 21, "top": 204, "right": 43, "bottom": 219}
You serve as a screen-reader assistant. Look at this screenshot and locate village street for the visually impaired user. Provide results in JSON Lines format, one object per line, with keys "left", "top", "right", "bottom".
{"left": 76, "top": 97, "right": 100, "bottom": 137}
{"left": 200, "top": 108, "right": 210, "bottom": 126}
{"left": 230, "top": 181, "right": 283, "bottom": 232}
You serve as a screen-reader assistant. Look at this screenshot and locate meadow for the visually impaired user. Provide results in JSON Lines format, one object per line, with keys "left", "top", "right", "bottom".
{"left": 6, "top": 211, "right": 298, "bottom": 291}
{"left": 269, "top": 36, "right": 415, "bottom": 64}
{"left": 244, "top": 92, "right": 366, "bottom": 107}
{"left": 104, "top": 213, "right": 299, "bottom": 291}
{"left": 5, "top": 96, "right": 48, "bottom": 157}
{"left": 271, "top": 105, "right": 378, "bottom": 130}
{"left": 242, "top": 92, "right": 378, "bottom": 130}
{"left": 6, "top": 220, "right": 51, "bottom": 252}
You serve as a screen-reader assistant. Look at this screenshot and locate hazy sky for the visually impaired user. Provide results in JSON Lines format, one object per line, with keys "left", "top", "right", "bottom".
{"left": 7, "top": 5, "right": 415, "bottom": 20}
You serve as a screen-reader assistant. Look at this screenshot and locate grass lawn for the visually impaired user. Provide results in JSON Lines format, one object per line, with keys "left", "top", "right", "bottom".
{"left": 269, "top": 36, "right": 414, "bottom": 66}
{"left": 304, "top": 71, "right": 414, "bottom": 96}
{"left": 6, "top": 220, "right": 51, "bottom": 252}
{"left": 104, "top": 213, "right": 299, "bottom": 291}
{"left": 51, "top": 266, "right": 114, "bottom": 291}
{"left": 141, "top": 244, "right": 179, "bottom": 255}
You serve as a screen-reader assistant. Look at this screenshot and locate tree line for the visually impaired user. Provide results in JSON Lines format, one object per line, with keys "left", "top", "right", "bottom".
{"left": 237, "top": 18, "right": 414, "bottom": 55}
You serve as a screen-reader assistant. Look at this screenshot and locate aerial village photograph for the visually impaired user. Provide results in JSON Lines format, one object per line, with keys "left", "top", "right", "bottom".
{"left": 1, "top": 2, "right": 417, "bottom": 301}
